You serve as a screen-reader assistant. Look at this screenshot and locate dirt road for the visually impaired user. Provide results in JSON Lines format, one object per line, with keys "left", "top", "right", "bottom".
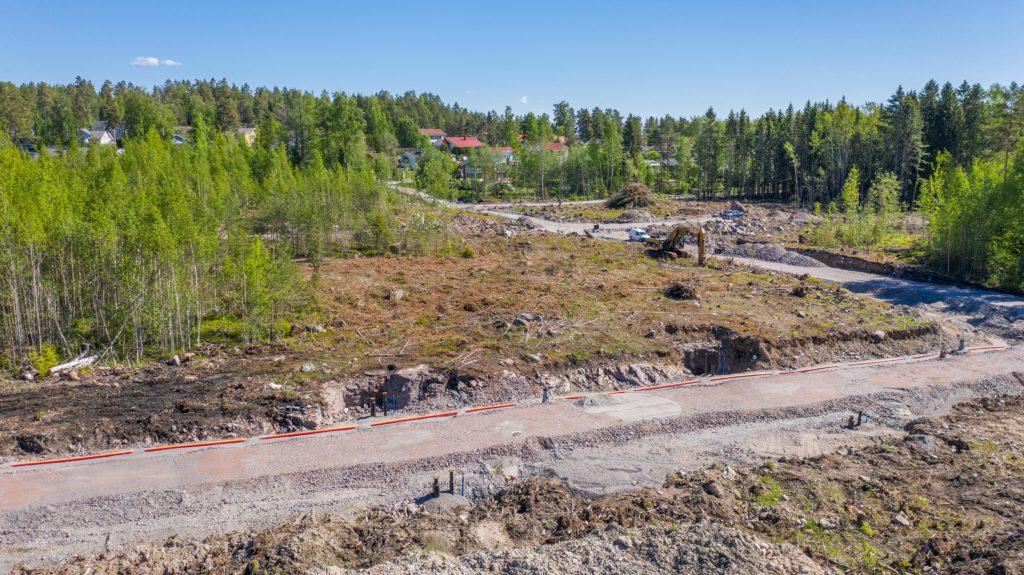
{"left": 2, "top": 348, "right": 1022, "bottom": 570}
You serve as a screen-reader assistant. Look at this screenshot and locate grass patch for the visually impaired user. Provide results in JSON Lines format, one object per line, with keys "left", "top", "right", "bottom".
{"left": 755, "top": 475, "right": 784, "bottom": 507}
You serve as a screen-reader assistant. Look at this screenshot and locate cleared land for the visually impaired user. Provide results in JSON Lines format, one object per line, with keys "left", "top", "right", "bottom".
{"left": 0, "top": 214, "right": 937, "bottom": 461}
{"left": 4, "top": 194, "right": 1023, "bottom": 575}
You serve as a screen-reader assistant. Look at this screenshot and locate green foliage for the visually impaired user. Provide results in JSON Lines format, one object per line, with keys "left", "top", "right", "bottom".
{"left": 28, "top": 344, "right": 60, "bottom": 376}
{"left": 415, "top": 147, "right": 455, "bottom": 199}
{"left": 808, "top": 170, "right": 908, "bottom": 249}
{"left": 755, "top": 475, "right": 784, "bottom": 507}
{"left": 919, "top": 149, "right": 1024, "bottom": 290}
{"left": 0, "top": 129, "right": 422, "bottom": 368}
{"left": 841, "top": 166, "right": 861, "bottom": 215}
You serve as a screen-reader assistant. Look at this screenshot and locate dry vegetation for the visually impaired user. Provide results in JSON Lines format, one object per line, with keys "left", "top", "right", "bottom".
{"left": 0, "top": 220, "right": 934, "bottom": 459}
{"left": 313, "top": 230, "right": 930, "bottom": 377}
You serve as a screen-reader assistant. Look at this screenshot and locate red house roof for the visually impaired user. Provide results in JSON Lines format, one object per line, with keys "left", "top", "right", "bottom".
{"left": 419, "top": 128, "right": 446, "bottom": 136}
{"left": 445, "top": 136, "right": 486, "bottom": 149}
{"left": 545, "top": 142, "right": 567, "bottom": 152}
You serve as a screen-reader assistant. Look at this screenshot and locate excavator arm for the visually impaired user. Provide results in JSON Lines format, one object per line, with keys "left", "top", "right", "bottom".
{"left": 649, "top": 224, "right": 707, "bottom": 266}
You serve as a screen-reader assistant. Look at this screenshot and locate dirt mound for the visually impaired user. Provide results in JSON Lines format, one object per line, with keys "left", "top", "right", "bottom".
{"left": 606, "top": 183, "right": 654, "bottom": 209}
{"left": 665, "top": 282, "right": 698, "bottom": 300}
{"left": 451, "top": 214, "right": 523, "bottom": 237}
{"left": 359, "top": 523, "right": 828, "bottom": 575}
{"left": 721, "top": 243, "right": 826, "bottom": 267}
{"left": 614, "top": 210, "right": 654, "bottom": 223}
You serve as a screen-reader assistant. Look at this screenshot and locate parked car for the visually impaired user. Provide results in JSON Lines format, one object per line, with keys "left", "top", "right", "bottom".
{"left": 628, "top": 228, "right": 651, "bottom": 242}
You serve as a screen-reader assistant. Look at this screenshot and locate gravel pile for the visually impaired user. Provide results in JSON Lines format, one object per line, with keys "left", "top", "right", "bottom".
{"left": 350, "top": 523, "right": 828, "bottom": 575}
{"left": 720, "top": 244, "right": 826, "bottom": 268}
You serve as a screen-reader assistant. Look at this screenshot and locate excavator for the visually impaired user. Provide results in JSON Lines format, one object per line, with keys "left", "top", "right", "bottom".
{"left": 645, "top": 225, "right": 707, "bottom": 265}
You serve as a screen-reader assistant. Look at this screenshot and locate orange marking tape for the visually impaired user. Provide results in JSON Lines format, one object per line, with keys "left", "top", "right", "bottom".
{"left": 260, "top": 425, "right": 358, "bottom": 440}
{"left": 370, "top": 410, "right": 458, "bottom": 427}
{"left": 966, "top": 345, "right": 1007, "bottom": 352}
{"left": 797, "top": 364, "right": 838, "bottom": 373}
{"left": 465, "top": 403, "right": 514, "bottom": 413}
{"left": 709, "top": 371, "right": 773, "bottom": 382}
{"left": 560, "top": 394, "right": 585, "bottom": 400}
{"left": 604, "top": 390, "right": 626, "bottom": 395}
{"left": 849, "top": 357, "right": 903, "bottom": 367}
{"left": 11, "top": 450, "right": 133, "bottom": 468}
{"left": 634, "top": 379, "right": 699, "bottom": 392}
{"left": 145, "top": 438, "right": 246, "bottom": 452}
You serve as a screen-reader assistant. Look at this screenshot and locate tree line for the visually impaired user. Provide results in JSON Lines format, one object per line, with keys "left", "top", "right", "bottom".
{"left": 4, "top": 77, "right": 1019, "bottom": 205}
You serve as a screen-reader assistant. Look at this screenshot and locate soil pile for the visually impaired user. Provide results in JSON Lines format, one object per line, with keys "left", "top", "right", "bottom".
{"left": 720, "top": 244, "right": 826, "bottom": 267}
{"left": 356, "top": 523, "right": 828, "bottom": 575}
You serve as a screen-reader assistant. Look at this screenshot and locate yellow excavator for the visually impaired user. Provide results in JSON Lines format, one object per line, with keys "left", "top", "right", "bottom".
{"left": 645, "top": 225, "right": 707, "bottom": 265}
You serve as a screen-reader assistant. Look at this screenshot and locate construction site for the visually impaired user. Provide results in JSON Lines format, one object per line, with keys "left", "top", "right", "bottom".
{"left": 1, "top": 183, "right": 1022, "bottom": 575}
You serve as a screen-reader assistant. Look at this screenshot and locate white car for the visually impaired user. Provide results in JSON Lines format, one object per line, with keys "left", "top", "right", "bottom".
{"left": 628, "top": 228, "right": 650, "bottom": 242}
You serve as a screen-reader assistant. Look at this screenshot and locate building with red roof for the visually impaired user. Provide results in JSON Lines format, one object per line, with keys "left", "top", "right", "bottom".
{"left": 443, "top": 136, "right": 487, "bottom": 153}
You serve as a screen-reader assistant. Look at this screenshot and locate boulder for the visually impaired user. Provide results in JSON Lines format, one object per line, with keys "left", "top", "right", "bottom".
{"left": 384, "top": 365, "right": 444, "bottom": 407}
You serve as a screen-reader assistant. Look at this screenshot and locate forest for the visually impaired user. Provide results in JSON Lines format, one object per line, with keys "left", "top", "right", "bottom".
{"left": 0, "top": 117, "right": 457, "bottom": 372}
{"left": 1, "top": 77, "right": 1023, "bottom": 369}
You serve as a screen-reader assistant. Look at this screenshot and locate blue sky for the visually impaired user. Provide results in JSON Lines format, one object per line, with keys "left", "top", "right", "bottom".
{"left": 2, "top": 0, "right": 1021, "bottom": 119}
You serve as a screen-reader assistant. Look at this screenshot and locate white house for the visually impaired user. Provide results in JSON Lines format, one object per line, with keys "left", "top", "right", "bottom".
{"left": 78, "top": 128, "right": 116, "bottom": 146}
{"left": 419, "top": 128, "right": 446, "bottom": 147}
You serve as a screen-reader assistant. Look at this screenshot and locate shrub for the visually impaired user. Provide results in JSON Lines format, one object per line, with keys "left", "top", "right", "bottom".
{"left": 28, "top": 344, "right": 60, "bottom": 377}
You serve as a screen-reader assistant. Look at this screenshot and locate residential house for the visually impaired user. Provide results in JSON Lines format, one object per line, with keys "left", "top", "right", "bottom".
{"left": 396, "top": 149, "right": 421, "bottom": 173}
{"left": 90, "top": 121, "right": 124, "bottom": 139}
{"left": 443, "top": 136, "right": 486, "bottom": 155}
{"left": 172, "top": 126, "right": 193, "bottom": 145}
{"left": 236, "top": 127, "right": 257, "bottom": 146}
{"left": 493, "top": 146, "right": 515, "bottom": 164}
{"left": 419, "top": 128, "right": 446, "bottom": 147}
{"left": 78, "top": 128, "right": 116, "bottom": 146}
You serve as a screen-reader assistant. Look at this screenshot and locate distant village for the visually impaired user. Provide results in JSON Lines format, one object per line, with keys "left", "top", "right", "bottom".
{"left": 395, "top": 129, "right": 570, "bottom": 181}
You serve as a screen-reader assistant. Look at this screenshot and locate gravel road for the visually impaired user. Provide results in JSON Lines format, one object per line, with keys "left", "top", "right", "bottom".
{"left": 2, "top": 348, "right": 1022, "bottom": 571}
{"left": 439, "top": 191, "right": 1024, "bottom": 342}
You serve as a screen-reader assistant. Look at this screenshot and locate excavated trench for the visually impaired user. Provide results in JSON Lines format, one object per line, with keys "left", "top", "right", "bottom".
{"left": 677, "top": 323, "right": 940, "bottom": 376}
{"left": 320, "top": 323, "right": 943, "bottom": 422}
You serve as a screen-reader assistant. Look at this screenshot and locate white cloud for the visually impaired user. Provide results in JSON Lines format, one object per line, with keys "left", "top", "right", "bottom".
{"left": 131, "top": 56, "right": 183, "bottom": 67}
{"left": 519, "top": 95, "right": 528, "bottom": 104}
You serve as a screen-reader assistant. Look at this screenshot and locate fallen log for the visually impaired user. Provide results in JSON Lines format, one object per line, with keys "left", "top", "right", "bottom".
{"left": 50, "top": 354, "right": 98, "bottom": 375}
